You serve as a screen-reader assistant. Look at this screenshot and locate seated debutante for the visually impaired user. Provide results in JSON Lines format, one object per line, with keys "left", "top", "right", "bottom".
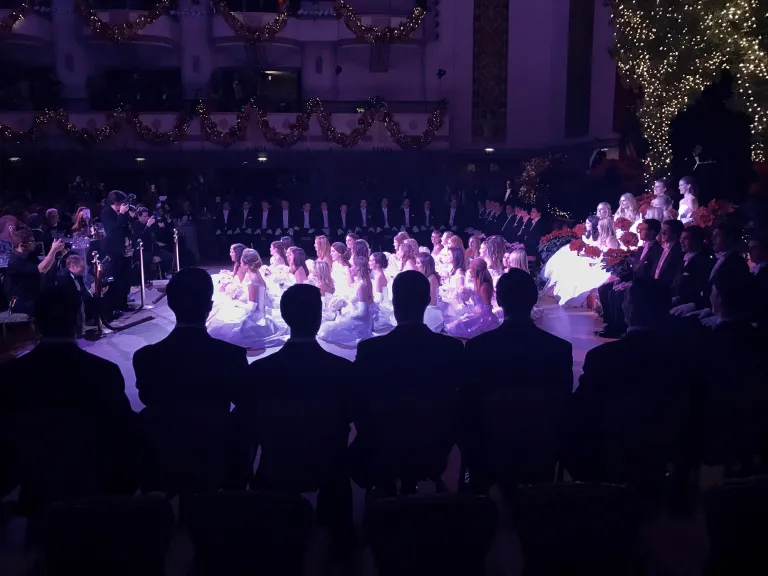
{"left": 435, "top": 231, "right": 455, "bottom": 277}
{"left": 354, "top": 238, "right": 371, "bottom": 260}
{"left": 416, "top": 252, "right": 446, "bottom": 333}
{"left": 441, "top": 245, "right": 468, "bottom": 316}
{"left": 482, "top": 236, "right": 506, "bottom": 285}
{"left": 310, "top": 260, "right": 335, "bottom": 297}
{"left": 543, "top": 215, "right": 600, "bottom": 287}
{"left": 207, "top": 249, "right": 288, "bottom": 350}
{"left": 314, "top": 235, "right": 334, "bottom": 267}
{"left": 330, "top": 241, "right": 352, "bottom": 296}
{"left": 398, "top": 238, "right": 418, "bottom": 273}
{"left": 651, "top": 194, "right": 675, "bottom": 221}
{"left": 268, "top": 240, "right": 287, "bottom": 267}
{"left": 318, "top": 256, "right": 374, "bottom": 346}
{"left": 614, "top": 193, "right": 639, "bottom": 228}
{"left": 212, "top": 243, "right": 247, "bottom": 300}
{"left": 370, "top": 251, "right": 394, "bottom": 331}
{"left": 677, "top": 176, "right": 699, "bottom": 223}
{"left": 445, "top": 258, "right": 500, "bottom": 338}
{"left": 430, "top": 229, "right": 444, "bottom": 260}
{"left": 286, "top": 246, "right": 309, "bottom": 284}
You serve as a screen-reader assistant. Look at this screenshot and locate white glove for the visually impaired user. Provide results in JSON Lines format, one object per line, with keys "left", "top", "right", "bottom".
{"left": 267, "top": 229, "right": 273, "bottom": 235}
{"left": 308, "top": 228, "right": 315, "bottom": 234}
{"left": 337, "top": 229, "right": 343, "bottom": 236}
{"left": 226, "top": 230, "right": 233, "bottom": 235}
{"left": 670, "top": 303, "right": 696, "bottom": 317}
{"left": 234, "top": 228, "right": 241, "bottom": 234}
{"left": 412, "top": 226, "right": 419, "bottom": 234}
{"left": 451, "top": 226, "right": 458, "bottom": 232}
{"left": 400, "top": 225, "right": 406, "bottom": 232}
{"left": 245, "top": 228, "right": 252, "bottom": 234}
{"left": 355, "top": 227, "right": 361, "bottom": 233}
{"left": 287, "top": 228, "right": 294, "bottom": 236}
{"left": 323, "top": 228, "right": 330, "bottom": 235}
{"left": 216, "top": 229, "right": 222, "bottom": 235}
{"left": 376, "top": 227, "right": 382, "bottom": 233}
{"left": 430, "top": 226, "right": 436, "bottom": 231}
{"left": 701, "top": 315, "right": 719, "bottom": 328}
{"left": 275, "top": 228, "right": 282, "bottom": 235}
{"left": 255, "top": 229, "right": 261, "bottom": 235}
{"left": 420, "top": 226, "right": 426, "bottom": 232}
{"left": 293, "top": 226, "right": 299, "bottom": 231}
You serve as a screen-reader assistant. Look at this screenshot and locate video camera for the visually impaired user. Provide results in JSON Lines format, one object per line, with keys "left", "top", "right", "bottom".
{"left": 124, "top": 193, "right": 138, "bottom": 212}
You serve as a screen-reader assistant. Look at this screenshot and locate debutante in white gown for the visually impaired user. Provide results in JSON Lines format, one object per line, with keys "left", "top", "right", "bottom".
{"left": 207, "top": 280, "right": 288, "bottom": 349}
{"left": 373, "top": 285, "right": 396, "bottom": 332}
{"left": 550, "top": 242, "right": 613, "bottom": 308}
{"left": 445, "top": 292, "right": 499, "bottom": 339}
{"left": 678, "top": 197, "right": 697, "bottom": 223}
{"left": 318, "top": 281, "right": 374, "bottom": 346}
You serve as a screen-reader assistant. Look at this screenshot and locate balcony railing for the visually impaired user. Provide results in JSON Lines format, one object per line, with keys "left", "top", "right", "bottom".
{"left": 87, "top": 0, "right": 176, "bottom": 10}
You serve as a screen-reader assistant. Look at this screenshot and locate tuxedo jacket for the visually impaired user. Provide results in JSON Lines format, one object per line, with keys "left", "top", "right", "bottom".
{"left": 275, "top": 210, "right": 298, "bottom": 232}
{"left": 484, "top": 211, "right": 502, "bottom": 235}
{"left": 375, "top": 208, "right": 398, "bottom": 230}
{"left": 317, "top": 210, "right": 333, "bottom": 232}
{"left": 297, "top": 210, "right": 320, "bottom": 232}
{"left": 674, "top": 251, "right": 714, "bottom": 307}
{"left": 442, "top": 208, "right": 463, "bottom": 230}
{"left": 704, "top": 251, "right": 750, "bottom": 308}
{"left": 419, "top": 210, "right": 437, "bottom": 229}
{"left": 233, "top": 209, "right": 256, "bottom": 232}
{"left": 515, "top": 218, "right": 533, "bottom": 242}
{"left": 215, "top": 210, "right": 235, "bottom": 233}
{"left": 100, "top": 206, "right": 133, "bottom": 256}
{"left": 255, "top": 210, "right": 277, "bottom": 231}
{"left": 399, "top": 207, "right": 417, "bottom": 229}
{"left": 352, "top": 208, "right": 373, "bottom": 229}
{"left": 619, "top": 241, "right": 663, "bottom": 283}
{"left": 498, "top": 215, "right": 518, "bottom": 242}
{"left": 653, "top": 242, "right": 684, "bottom": 288}
{"left": 524, "top": 219, "right": 549, "bottom": 256}
{"left": 332, "top": 211, "right": 353, "bottom": 233}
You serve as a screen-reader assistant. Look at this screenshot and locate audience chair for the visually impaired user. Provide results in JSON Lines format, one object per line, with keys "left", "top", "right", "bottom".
{"left": 365, "top": 494, "right": 498, "bottom": 576}
{"left": 40, "top": 496, "right": 174, "bottom": 576}
{"left": 705, "top": 475, "right": 768, "bottom": 575}
{"left": 511, "top": 482, "right": 640, "bottom": 576}
{"left": 186, "top": 491, "right": 314, "bottom": 576}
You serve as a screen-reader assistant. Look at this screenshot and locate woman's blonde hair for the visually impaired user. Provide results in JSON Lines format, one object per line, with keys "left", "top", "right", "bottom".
{"left": 394, "top": 231, "right": 409, "bottom": 250}
{"left": 507, "top": 248, "right": 529, "bottom": 272}
{"left": 399, "top": 240, "right": 417, "bottom": 271}
{"left": 312, "top": 259, "right": 333, "bottom": 288}
{"left": 615, "top": 193, "right": 638, "bottom": 221}
{"left": 241, "top": 248, "right": 263, "bottom": 272}
{"left": 449, "top": 235, "right": 465, "bottom": 250}
{"left": 597, "top": 217, "right": 616, "bottom": 243}
{"left": 352, "top": 256, "right": 373, "bottom": 300}
{"left": 484, "top": 236, "right": 505, "bottom": 270}
{"left": 597, "top": 201, "right": 612, "bottom": 215}
{"left": 470, "top": 258, "right": 493, "bottom": 291}
{"left": 315, "top": 235, "right": 331, "bottom": 260}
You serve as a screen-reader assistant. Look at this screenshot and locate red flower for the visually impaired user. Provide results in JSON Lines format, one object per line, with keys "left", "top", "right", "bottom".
{"left": 614, "top": 217, "right": 632, "bottom": 232}
{"left": 619, "top": 231, "right": 639, "bottom": 248}
{"left": 569, "top": 239, "right": 586, "bottom": 253}
{"left": 540, "top": 227, "right": 574, "bottom": 245}
{"left": 573, "top": 223, "right": 587, "bottom": 237}
{"left": 583, "top": 245, "right": 602, "bottom": 259}
{"left": 636, "top": 192, "right": 655, "bottom": 216}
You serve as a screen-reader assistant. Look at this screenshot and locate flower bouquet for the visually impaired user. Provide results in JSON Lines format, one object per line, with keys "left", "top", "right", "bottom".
{"left": 569, "top": 239, "right": 586, "bottom": 254}
{"left": 619, "top": 231, "right": 639, "bottom": 248}
{"left": 614, "top": 217, "right": 632, "bottom": 232}
{"left": 636, "top": 192, "right": 655, "bottom": 216}
{"left": 328, "top": 296, "right": 349, "bottom": 319}
{"left": 601, "top": 247, "right": 637, "bottom": 277}
{"left": 538, "top": 227, "right": 576, "bottom": 263}
{"left": 582, "top": 245, "right": 603, "bottom": 259}
{"left": 688, "top": 199, "right": 735, "bottom": 229}
{"left": 573, "top": 223, "right": 587, "bottom": 237}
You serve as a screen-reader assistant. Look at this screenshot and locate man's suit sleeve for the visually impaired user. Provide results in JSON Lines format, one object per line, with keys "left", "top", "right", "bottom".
{"left": 133, "top": 348, "right": 155, "bottom": 408}
{"left": 230, "top": 345, "right": 250, "bottom": 407}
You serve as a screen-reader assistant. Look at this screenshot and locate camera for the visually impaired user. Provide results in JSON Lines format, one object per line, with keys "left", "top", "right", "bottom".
{"left": 125, "top": 193, "right": 138, "bottom": 212}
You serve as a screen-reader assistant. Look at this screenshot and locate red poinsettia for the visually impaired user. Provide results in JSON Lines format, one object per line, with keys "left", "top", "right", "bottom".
{"left": 569, "top": 239, "right": 586, "bottom": 253}
{"left": 583, "top": 245, "right": 602, "bottom": 259}
{"left": 573, "top": 223, "right": 587, "bottom": 237}
{"left": 614, "top": 217, "right": 632, "bottom": 232}
{"left": 539, "top": 227, "right": 574, "bottom": 245}
{"left": 636, "top": 192, "right": 655, "bottom": 216}
{"left": 619, "top": 231, "right": 639, "bottom": 248}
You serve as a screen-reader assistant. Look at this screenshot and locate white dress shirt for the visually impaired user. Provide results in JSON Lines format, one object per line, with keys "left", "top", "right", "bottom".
{"left": 303, "top": 211, "right": 310, "bottom": 229}
{"left": 341, "top": 212, "right": 347, "bottom": 228}
{"left": 449, "top": 208, "right": 456, "bottom": 226}
{"left": 322, "top": 210, "right": 329, "bottom": 228}
{"left": 683, "top": 251, "right": 699, "bottom": 266}
{"left": 361, "top": 209, "right": 367, "bottom": 224}
{"left": 424, "top": 210, "right": 430, "bottom": 225}
{"left": 242, "top": 209, "right": 249, "bottom": 228}
{"left": 403, "top": 209, "right": 410, "bottom": 227}
{"left": 261, "top": 211, "right": 268, "bottom": 229}
{"left": 710, "top": 251, "right": 731, "bottom": 279}
{"left": 222, "top": 209, "right": 229, "bottom": 226}
{"left": 383, "top": 208, "right": 389, "bottom": 228}
{"left": 282, "top": 209, "right": 289, "bottom": 229}
{"left": 654, "top": 243, "right": 673, "bottom": 279}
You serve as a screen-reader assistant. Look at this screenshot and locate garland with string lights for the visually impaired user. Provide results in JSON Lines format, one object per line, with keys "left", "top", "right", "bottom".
{"left": 610, "top": 0, "right": 768, "bottom": 175}
{"left": 0, "top": 98, "right": 447, "bottom": 149}
{"left": 74, "top": 0, "right": 172, "bottom": 42}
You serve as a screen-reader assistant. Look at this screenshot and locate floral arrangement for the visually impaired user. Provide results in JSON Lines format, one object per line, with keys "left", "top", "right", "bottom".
{"left": 226, "top": 283, "right": 244, "bottom": 301}
{"left": 619, "top": 231, "right": 639, "bottom": 248}
{"left": 328, "top": 297, "right": 348, "bottom": 317}
{"left": 688, "top": 199, "right": 735, "bottom": 229}
{"left": 539, "top": 227, "right": 577, "bottom": 263}
{"left": 601, "top": 247, "right": 638, "bottom": 277}
{"left": 636, "top": 192, "right": 655, "bottom": 216}
{"left": 573, "top": 223, "right": 587, "bottom": 237}
{"left": 614, "top": 217, "right": 632, "bottom": 232}
{"left": 266, "top": 264, "right": 293, "bottom": 288}
{"left": 569, "top": 239, "right": 586, "bottom": 254}
{"left": 457, "top": 287, "right": 475, "bottom": 303}
{"left": 582, "top": 245, "right": 603, "bottom": 259}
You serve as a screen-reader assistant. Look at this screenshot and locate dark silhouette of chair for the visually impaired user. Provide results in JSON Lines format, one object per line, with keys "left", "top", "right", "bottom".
{"left": 138, "top": 406, "right": 237, "bottom": 495}
{"left": 40, "top": 496, "right": 174, "bottom": 576}
{"left": 365, "top": 494, "right": 498, "bottom": 576}
{"left": 512, "top": 482, "right": 640, "bottom": 576}
{"left": 705, "top": 475, "right": 768, "bottom": 576}
{"left": 186, "top": 491, "right": 315, "bottom": 576}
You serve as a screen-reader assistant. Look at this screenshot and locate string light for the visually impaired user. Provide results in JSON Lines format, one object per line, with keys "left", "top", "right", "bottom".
{"left": 610, "top": 0, "right": 768, "bottom": 175}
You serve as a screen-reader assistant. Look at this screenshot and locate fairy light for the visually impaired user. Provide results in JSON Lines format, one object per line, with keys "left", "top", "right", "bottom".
{"left": 610, "top": 0, "right": 768, "bottom": 172}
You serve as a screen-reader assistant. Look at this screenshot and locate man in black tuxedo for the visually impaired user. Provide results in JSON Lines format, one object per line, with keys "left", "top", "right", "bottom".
{"left": 134, "top": 268, "right": 248, "bottom": 412}
{"left": 241, "top": 284, "right": 354, "bottom": 547}
{"left": 54, "top": 253, "right": 97, "bottom": 334}
{"left": 462, "top": 269, "right": 572, "bottom": 489}
{"left": 276, "top": 199, "right": 297, "bottom": 240}
{"left": 484, "top": 199, "right": 503, "bottom": 235}
{"left": 498, "top": 203, "right": 518, "bottom": 243}
{"left": 296, "top": 202, "right": 318, "bottom": 255}
{"left": 565, "top": 278, "right": 695, "bottom": 483}
{"left": 652, "top": 219, "right": 685, "bottom": 288}
{"left": 318, "top": 201, "right": 333, "bottom": 237}
{"left": 0, "top": 285, "right": 137, "bottom": 518}
{"left": 441, "top": 196, "right": 462, "bottom": 235}
{"left": 100, "top": 190, "right": 134, "bottom": 316}
{"left": 417, "top": 199, "right": 437, "bottom": 246}
{"left": 524, "top": 204, "right": 548, "bottom": 259}
{"left": 399, "top": 197, "right": 417, "bottom": 235}
{"left": 215, "top": 201, "right": 235, "bottom": 258}
{"left": 233, "top": 199, "right": 255, "bottom": 248}
{"left": 374, "top": 197, "right": 398, "bottom": 252}
{"left": 513, "top": 203, "right": 533, "bottom": 243}
{"left": 672, "top": 225, "right": 714, "bottom": 309}
{"left": 333, "top": 202, "right": 351, "bottom": 242}
{"left": 254, "top": 199, "right": 275, "bottom": 254}
{"left": 597, "top": 218, "right": 663, "bottom": 338}
{"left": 350, "top": 271, "right": 464, "bottom": 492}
{"left": 670, "top": 219, "right": 749, "bottom": 326}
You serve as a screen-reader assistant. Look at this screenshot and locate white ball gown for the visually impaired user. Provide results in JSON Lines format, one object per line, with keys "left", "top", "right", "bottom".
{"left": 444, "top": 292, "right": 500, "bottom": 339}
{"left": 207, "top": 279, "right": 288, "bottom": 349}
{"left": 317, "top": 281, "right": 374, "bottom": 346}
{"left": 372, "top": 285, "right": 396, "bottom": 332}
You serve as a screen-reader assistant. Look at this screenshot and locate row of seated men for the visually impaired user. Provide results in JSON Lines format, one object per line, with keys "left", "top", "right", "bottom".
{"left": 2, "top": 267, "right": 766, "bottom": 553}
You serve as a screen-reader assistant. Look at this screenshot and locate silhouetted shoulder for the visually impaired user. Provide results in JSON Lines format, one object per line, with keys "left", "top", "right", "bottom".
{"left": 583, "top": 338, "right": 622, "bottom": 363}
{"left": 208, "top": 335, "right": 248, "bottom": 358}
{"left": 431, "top": 331, "right": 465, "bottom": 352}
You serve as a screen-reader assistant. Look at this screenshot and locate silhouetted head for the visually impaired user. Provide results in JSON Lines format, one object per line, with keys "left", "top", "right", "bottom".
{"left": 392, "top": 270, "right": 430, "bottom": 325}
{"left": 167, "top": 268, "right": 214, "bottom": 326}
{"left": 496, "top": 268, "right": 538, "bottom": 320}
{"left": 280, "top": 284, "right": 322, "bottom": 338}
{"left": 35, "top": 284, "right": 81, "bottom": 339}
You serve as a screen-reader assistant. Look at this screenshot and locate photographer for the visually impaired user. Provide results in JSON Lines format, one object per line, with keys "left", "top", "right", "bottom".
{"left": 133, "top": 207, "right": 173, "bottom": 279}
{"left": 6, "top": 228, "right": 66, "bottom": 315}
{"left": 100, "top": 190, "right": 134, "bottom": 317}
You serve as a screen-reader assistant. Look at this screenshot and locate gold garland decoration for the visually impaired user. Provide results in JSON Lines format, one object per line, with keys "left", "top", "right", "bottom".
{"left": 0, "top": 98, "right": 448, "bottom": 149}
{"left": 212, "top": 0, "right": 289, "bottom": 43}
{"left": 334, "top": 0, "right": 426, "bottom": 44}
{"left": 0, "top": 0, "right": 33, "bottom": 35}
{"left": 74, "top": 0, "right": 172, "bottom": 42}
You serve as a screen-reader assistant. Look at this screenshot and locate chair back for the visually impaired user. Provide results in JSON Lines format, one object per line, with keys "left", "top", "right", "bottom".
{"left": 705, "top": 475, "right": 768, "bottom": 575}
{"left": 42, "top": 496, "right": 174, "bottom": 576}
{"left": 365, "top": 494, "right": 498, "bottom": 576}
{"left": 138, "top": 406, "right": 234, "bottom": 494}
{"left": 513, "top": 483, "right": 639, "bottom": 576}
{"left": 187, "top": 491, "right": 314, "bottom": 576}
